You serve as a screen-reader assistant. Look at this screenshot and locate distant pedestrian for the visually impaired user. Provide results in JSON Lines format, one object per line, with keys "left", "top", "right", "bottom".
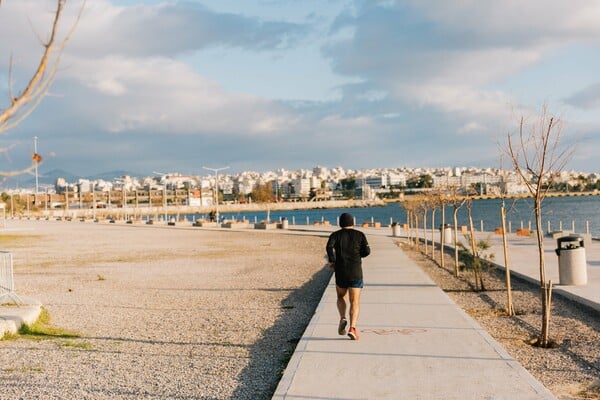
{"left": 326, "top": 212, "right": 370, "bottom": 340}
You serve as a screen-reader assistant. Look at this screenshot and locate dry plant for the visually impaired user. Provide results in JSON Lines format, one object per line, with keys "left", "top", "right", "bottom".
{"left": 400, "top": 197, "right": 420, "bottom": 249}
{"left": 417, "top": 195, "right": 432, "bottom": 256}
{"left": 430, "top": 189, "right": 449, "bottom": 268}
{"left": 446, "top": 184, "right": 466, "bottom": 277}
{"left": 505, "top": 105, "right": 574, "bottom": 348}
{"left": 497, "top": 164, "right": 516, "bottom": 316}
{"left": 430, "top": 195, "right": 443, "bottom": 259}
{"left": 464, "top": 196, "right": 486, "bottom": 291}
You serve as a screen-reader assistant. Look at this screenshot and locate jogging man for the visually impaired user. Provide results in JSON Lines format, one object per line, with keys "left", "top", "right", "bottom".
{"left": 326, "top": 212, "right": 370, "bottom": 340}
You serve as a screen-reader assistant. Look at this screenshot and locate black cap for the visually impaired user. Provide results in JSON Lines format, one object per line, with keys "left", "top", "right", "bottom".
{"left": 339, "top": 213, "right": 354, "bottom": 228}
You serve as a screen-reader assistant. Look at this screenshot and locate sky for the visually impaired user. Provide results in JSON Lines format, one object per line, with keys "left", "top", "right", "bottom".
{"left": 1, "top": 0, "right": 600, "bottom": 180}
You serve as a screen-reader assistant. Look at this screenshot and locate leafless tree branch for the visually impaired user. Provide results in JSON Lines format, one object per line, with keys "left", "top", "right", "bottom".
{"left": 0, "top": 0, "right": 84, "bottom": 177}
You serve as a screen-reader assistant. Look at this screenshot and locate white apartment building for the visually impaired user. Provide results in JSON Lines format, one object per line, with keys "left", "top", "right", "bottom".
{"left": 292, "top": 177, "right": 312, "bottom": 198}
{"left": 313, "top": 166, "right": 328, "bottom": 179}
{"left": 358, "top": 175, "right": 388, "bottom": 189}
{"left": 77, "top": 179, "right": 93, "bottom": 193}
{"left": 387, "top": 173, "right": 406, "bottom": 187}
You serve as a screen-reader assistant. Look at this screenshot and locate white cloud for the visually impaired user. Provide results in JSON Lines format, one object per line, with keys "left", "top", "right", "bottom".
{"left": 68, "top": 0, "right": 309, "bottom": 57}
{"left": 458, "top": 121, "right": 485, "bottom": 135}
{"left": 2, "top": 0, "right": 600, "bottom": 175}
{"left": 402, "top": 1, "right": 600, "bottom": 46}
{"left": 64, "top": 55, "right": 298, "bottom": 136}
{"left": 88, "top": 77, "right": 128, "bottom": 96}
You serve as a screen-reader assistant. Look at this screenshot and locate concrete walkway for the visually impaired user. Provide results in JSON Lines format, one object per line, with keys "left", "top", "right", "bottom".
{"left": 273, "top": 234, "right": 557, "bottom": 400}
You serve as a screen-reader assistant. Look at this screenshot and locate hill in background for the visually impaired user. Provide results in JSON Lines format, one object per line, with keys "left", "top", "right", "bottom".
{"left": 0, "top": 169, "right": 143, "bottom": 190}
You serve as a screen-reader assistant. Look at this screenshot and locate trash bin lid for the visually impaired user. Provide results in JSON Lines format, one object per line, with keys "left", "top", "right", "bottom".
{"left": 557, "top": 235, "right": 584, "bottom": 247}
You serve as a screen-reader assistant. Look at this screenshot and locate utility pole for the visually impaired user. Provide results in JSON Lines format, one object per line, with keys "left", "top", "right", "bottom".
{"left": 33, "top": 136, "right": 40, "bottom": 195}
{"left": 203, "top": 166, "right": 229, "bottom": 225}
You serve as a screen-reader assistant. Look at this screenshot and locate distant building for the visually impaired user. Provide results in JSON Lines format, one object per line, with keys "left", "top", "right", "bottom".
{"left": 292, "top": 177, "right": 311, "bottom": 198}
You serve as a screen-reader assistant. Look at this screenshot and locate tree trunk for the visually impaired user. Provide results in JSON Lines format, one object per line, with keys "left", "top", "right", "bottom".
{"left": 423, "top": 210, "right": 429, "bottom": 257}
{"left": 543, "top": 280, "right": 553, "bottom": 346}
{"left": 440, "top": 203, "right": 445, "bottom": 268}
{"left": 534, "top": 198, "right": 550, "bottom": 346}
{"left": 415, "top": 214, "right": 420, "bottom": 251}
{"left": 468, "top": 211, "right": 480, "bottom": 291}
{"left": 453, "top": 208, "right": 460, "bottom": 277}
{"left": 500, "top": 206, "right": 515, "bottom": 316}
{"left": 431, "top": 209, "right": 436, "bottom": 258}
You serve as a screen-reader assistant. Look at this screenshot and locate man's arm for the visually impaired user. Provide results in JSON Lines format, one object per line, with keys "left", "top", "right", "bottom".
{"left": 326, "top": 233, "right": 336, "bottom": 264}
{"left": 360, "top": 234, "right": 370, "bottom": 258}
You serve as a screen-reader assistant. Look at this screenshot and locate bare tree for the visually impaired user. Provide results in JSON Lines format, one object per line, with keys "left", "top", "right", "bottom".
{"left": 497, "top": 166, "right": 515, "bottom": 316}
{"left": 446, "top": 184, "right": 466, "bottom": 277}
{"left": 423, "top": 189, "right": 444, "bottom": 266}
{"left": 401, "top": 195, "right": 428, "bottom": 251}
{"left": 0, "top": 0, "right": 83, "bottom": 177}
{"left": 400, "top": 199, "right": 417, "bottom": 247}
{"left": 464, "top": 197, "right": 486, "bottom": 291}
{"left": 506, "top": 106, "right": 573, "bottom": 347}
{"left": 420, "top": 197, "right": 430, "bottom": 257}
{"left": 432, "top": 189, "right": 448, "bottom": 268}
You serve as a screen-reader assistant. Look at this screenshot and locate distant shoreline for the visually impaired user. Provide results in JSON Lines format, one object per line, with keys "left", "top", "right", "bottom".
{"left": 23, "top": 199, "right": 387, "bottom": 220}
{"left": 390, "top": 190, "right": 600, "bottom": 202}
{"left": 13, "top": 192, "right": 600, "bottom": 220}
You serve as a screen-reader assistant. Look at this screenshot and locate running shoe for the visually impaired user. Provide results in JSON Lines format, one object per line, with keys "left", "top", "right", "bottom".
{"left": 338, "top": 318, "right": 348, "bottom": 335}
{"left": 348, "top": 327, "right": 359, "bottom": 340}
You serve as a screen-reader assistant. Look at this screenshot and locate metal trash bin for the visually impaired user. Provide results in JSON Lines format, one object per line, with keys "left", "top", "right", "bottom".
{"left": 439, "top": 224, "right": 453, "bottom": 244}
{"left": 391, "top": 223, "right": 401, "bottom": 237}
{"left": 555, "top": 235, "right": 587, "bottom": 285}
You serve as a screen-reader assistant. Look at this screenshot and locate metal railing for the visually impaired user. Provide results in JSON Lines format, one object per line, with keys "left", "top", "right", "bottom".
{"left": 0, "top": 251, "right": 23, "bottom": 305}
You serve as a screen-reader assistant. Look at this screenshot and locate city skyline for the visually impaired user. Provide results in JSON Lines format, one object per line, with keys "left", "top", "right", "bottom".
{"left": 6, "top": 162, "right": 599, "bottom": 192}
{"left": 2, "top": 1, "right": 600, "bottom": 176}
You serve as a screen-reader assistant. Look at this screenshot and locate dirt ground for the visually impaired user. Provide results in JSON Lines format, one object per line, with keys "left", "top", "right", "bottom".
{"left": 0, "top": 221, "right": 331, "bottom": 399}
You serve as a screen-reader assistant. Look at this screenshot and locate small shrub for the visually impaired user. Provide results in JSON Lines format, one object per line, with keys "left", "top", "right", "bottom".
{"left": 457, "top": 235, "right": 495, "bottom": 291}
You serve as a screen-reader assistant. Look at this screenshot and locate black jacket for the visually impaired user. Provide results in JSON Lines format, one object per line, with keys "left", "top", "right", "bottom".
{"left": 326, "top": 228, "right": 370, "bottom": 281}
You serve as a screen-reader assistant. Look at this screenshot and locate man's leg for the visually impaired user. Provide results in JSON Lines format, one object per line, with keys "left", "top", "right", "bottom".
{"left": 348, "top": 287, "right": 361, "bottom": 329}
{"left": 336, "top": 286, "right": 348, "bottom": 320}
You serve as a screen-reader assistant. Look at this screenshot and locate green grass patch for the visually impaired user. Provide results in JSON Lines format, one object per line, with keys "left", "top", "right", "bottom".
{"left": 1, "top": 331, "right": 20, "bottom": 341}
{"left": 3, "top": 366, "right": 43, "bottom": 374}
{"left": 61, "top": 340, "right": 93, "bottom": 350}
{"left": 17, "top": 308, "right": 81, "bottom": 339}
{"left": 0, "top": 234, "right": 42, "bottom": 244}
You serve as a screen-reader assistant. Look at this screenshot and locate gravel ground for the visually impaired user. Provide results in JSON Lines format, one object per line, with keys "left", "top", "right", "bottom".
{"left": 398, "top": 241, "right": 600, "bottom": 400}
{"left": 0, "top": 221, "right": 331, "bottom": 400}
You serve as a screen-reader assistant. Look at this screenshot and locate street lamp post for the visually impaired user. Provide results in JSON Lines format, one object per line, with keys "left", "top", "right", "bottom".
{"left": 33, "top": 136, "right": 39, "bottom": 195}
{"left": 203, "top": 166, "right": 229, "bottom": 225}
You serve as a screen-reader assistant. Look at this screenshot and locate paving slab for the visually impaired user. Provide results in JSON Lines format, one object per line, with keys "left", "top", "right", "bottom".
{"left": 273, "top": 234, "right": 556, "bottom": 400}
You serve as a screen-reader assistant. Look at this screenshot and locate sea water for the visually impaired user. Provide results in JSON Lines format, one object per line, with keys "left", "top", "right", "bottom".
{"left": 196, "top": 196, "right": 600, "bottom": 238}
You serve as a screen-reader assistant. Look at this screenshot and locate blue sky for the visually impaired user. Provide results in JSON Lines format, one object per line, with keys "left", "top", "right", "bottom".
{"left": 1, "top": 0, "right": 600, "bottom": 179}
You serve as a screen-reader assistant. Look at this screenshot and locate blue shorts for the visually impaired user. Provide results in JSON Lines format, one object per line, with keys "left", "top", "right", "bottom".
{"left": 335, "top": 277, "right": 364, "bottom": 289}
